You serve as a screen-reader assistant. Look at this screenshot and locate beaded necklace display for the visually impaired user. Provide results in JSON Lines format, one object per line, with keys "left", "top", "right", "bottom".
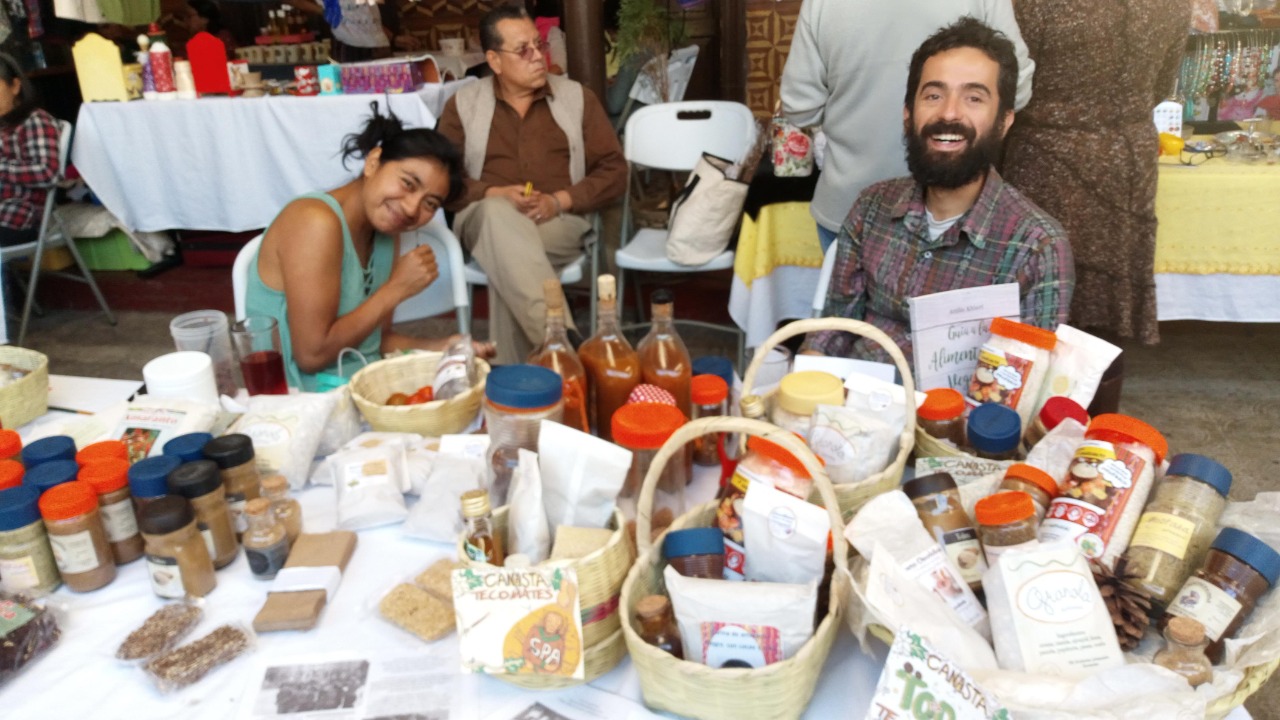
{"left": 1178, "top": 29, "right": 1280, "bottom": 102}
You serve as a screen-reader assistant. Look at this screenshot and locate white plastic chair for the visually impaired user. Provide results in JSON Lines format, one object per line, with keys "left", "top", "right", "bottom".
{"left": 812, "top": 241, "right": 839, "bottom": 317}
{"left": 618, "top": 101, "right": 756, "bottom": 367}
{"left": 615, "top": 45, "right": 700, "bottom": 131}
{"left": 1, "top": 119, "right": 115, "bottom": 346}
{"left": 231, "top": 234, "right": 262, "bottom": 321}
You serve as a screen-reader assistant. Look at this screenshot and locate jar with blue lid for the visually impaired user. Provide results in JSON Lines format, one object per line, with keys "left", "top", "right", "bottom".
{"left": 21, "top": 436, "right": 76, "bottom": 469}
{"left": 23, "top": 460, "right": 80, "bottom": 495}
{"left": 129, "top": 455, "right": 182, "bottom": 513}
{"left": 966, "top": 403, "right": 1021, "bottom": 460}
{"left": 162, "top": 432, "right": 214, "bottom": 463}
{"left": 0, "top": 485, "right": 61, "bottom": 595}
{"left": 483, "top": 365, "right": 563, "bottom": 505}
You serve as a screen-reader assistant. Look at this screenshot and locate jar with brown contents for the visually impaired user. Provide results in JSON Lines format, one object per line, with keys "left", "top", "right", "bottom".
{"left": 918, "top": 388, "right": 967, "bottom": 449}
{"left": 974, "top": 491, "right": 1039, "bottom": 568}
{"left": 903, "top": 472, "right": 986, "bottom": 591}
{"left": 996, "top": 463, "right": 1058, "bottom": 524}
{"left": 579, "top": 275, "right": 640, "bottom": 442}
{"left": 202, "top": 434, "right": 261, "bottom": 538}
{"left": 1153, "top": 617, "right": 1213, "bottom": 688}
{"left": 260, "top": 474, "right": 302, "bottom": 548}
{"left": 138, "top": 495, "right": 217, "bottom": 598}
{"left": 461, "top": 489, "right": 503, "bottom": 565}
{"left": 129, "top": 455, "right": 182, "bottom": 514}
{"left": 38, "top": 480, "right": 117, "bottom": 592}
{"left": 166, "top": 460, "right": 239, "bottom": 569}
{"left": 79, "top": 459, "right": 144, "bottom": 565}
{"left": 242, "top": 498, "right": 289, "bottom": 580}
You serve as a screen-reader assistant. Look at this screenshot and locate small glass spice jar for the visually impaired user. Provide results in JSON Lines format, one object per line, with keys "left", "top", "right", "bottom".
{"left": 966, "top": 403, "right": 1021, "bottom": 460}
{"left": 902, "top": 472, "right": 986, "bottom": 591}
{"left": 22, "top": 459, "right": 79, "bottom": 495}
{"left": 613, "top": 402, "right": 688, "bottom": 533}
{"left": 38, "top": 480, "right": 117, "bottom": 592}
{"left": 162, "top": 432, "right": 213, "bottom": 464}
{"left": 690, "top": 374, "right": 730, "bottom": 467}
{"left": 663, "top": 527, "right": 725, "bottom": 579}
{"left": 129, "top": 455, "right": 182, "bottom": 513}
{"left": 79, "top": 459, "right": 144, "bottom": 565}
{"left": 242, "top": 497, "right": 289, "bottom": 580}
{"left": 260, "top": 474, "right": 302, "bottom": 548}
{"left": 75, "top": 440, "right": 128, "bottom": 467}
{"left": 771, "top": 371, "right": 843, "bottom": 439}
{"left": 166, "top": 460, "right": 240, "bottom": 569}
{"left": 21, "top": 435, "right": 76, "bottom": 469}
{"left": 203, "top": 434, "right": 261, "bottom": 537}
{"left": 974, "top": 490, "right": 1039, "bottom": 568}
{"left": 0, "top": 429, "right": 23, "bottom": 464}
{"left": 1021, "top": 396, "right": 1088, "bottom": 454}
{"left": 997, "top": 463, "right": 1058, "bottom": 523}
{"left": 0, "top": 460, "right": 24, "bottom": 491}
{"left": 461, "top": 489, "right": 504, "bottom": 565}
{"left": 918, "top": 388, "right": 967, "bottom": 449}
{"left": 1153, "top": 616, "right": 1213, "bottom": 688}
{"left": 1165, "top": 527, "right": 1280, "bottom": 663}
{"left": 137, "top": 495, "right": 217, "bottom": 598}
{"left": 635, "top": 594, "right": 683, "bottom": 659}
{"left": 0, "top": 485, "right": 61, "bottom": 596}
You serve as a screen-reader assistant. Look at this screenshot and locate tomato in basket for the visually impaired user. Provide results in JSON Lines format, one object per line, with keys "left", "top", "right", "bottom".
{"left": 407, "top": 386, "right": 434, "bottom": 404}
{"left": 385, "top": 392, "right": 410, "bottom": 406}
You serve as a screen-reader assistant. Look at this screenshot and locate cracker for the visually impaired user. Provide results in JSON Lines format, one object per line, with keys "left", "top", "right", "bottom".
{"left": 414, "top": 559, "right": 460, "bottom": 605}
{"left": 379, "top": 584, "right": 456, "bottom": 642}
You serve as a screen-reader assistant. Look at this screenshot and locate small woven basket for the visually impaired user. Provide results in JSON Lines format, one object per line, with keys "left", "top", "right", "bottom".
{"left": 0, "top": 347, "right": 49, "bottom": 429}
{"left": 349, "top": 351, "right": 489, "bottom": 436}
{"left": 739, "top": 318, "right": 915, "bottom": 517}
{"left": 456, "top": 506, "right": 634, "bottom": 689}
{"left": 620, "top": 417, "right": 848, "bottom": 720}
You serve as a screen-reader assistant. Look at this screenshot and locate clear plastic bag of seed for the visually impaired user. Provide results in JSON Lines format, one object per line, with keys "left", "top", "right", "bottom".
{"left": 142, "top": 621, "right": 257, "bottom": 693}
{"left": 115, "top": 600, "right": 205, "bottom": 663}
{"left": 0, "top": 593, "right": 61, "bottom": 688}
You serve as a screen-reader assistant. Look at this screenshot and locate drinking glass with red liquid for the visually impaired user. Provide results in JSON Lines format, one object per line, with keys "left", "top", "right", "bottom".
{"left": 230, "top": 316, "right": 288, "bottom": 395}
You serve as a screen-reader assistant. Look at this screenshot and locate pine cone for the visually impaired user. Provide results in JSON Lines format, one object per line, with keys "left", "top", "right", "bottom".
{"left": 1093, "top": 562, "right": 1154, "bottom": 651}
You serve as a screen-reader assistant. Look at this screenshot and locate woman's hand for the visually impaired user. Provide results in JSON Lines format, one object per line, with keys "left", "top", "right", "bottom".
{"left": 386, "top": 244, "right": 438, "bottom": 302}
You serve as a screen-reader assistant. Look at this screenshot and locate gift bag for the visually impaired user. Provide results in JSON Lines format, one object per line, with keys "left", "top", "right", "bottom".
{"left": 771, "top": 104, "right": 814, "bottom": 178}
{"left": 664, "top": 152, "right": 749, "bottom": 266}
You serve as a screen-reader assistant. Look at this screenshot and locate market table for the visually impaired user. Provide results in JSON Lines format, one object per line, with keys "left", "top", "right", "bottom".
{"left": 70, "top": 81, "right": 474, "bottom": 234}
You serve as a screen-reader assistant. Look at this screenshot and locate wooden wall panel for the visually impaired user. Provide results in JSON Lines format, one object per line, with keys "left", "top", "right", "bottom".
{"left": 744, "top": 0, "right": 801, "bottom": 117}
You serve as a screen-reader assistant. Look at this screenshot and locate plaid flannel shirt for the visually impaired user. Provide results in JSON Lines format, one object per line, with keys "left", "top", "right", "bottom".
{"left": 0, "top": 109, "right": 60, "bottom": 231}
{"left": 806, "top": 168, "right": 1074, "bottom": 365}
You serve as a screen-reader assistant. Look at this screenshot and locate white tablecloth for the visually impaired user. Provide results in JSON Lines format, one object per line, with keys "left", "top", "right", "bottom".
{"left": 71, "top": 81, "right": 473, "bottom": 234}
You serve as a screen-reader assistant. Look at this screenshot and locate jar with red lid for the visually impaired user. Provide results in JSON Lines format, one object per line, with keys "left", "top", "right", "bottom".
{"left": 613, "top": 402, "right": 687, "bottom": 538}
{"left": 1021, "top": 396, "right": 1088, "bottom": 455}
{"left": 918, "top": 388, "right": 966, "bottom": 449}
{"left": 0, "top": 429, "right": 23, "bottom": 464}
{"left": 79, "top": 459, "right": 144, "bottom": 565}
{"left": 975, "top": 490, "right": 1039, "bottom": 568}
{"left": 997, "top": 463, "right": 1058, "bottom": 523}
{"left": 690, "top": 374, "right": 729, "bottom": 467}
{"left": 0, "top": 460, "right": 23, "bottom": 491}
{"left": 75, "top": 440, "right": 128, "bottom": 467}
{"left": 38, "top": 480, "right": 117, "bottom": 592}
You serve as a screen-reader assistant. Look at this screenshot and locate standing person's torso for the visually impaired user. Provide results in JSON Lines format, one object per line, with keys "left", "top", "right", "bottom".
{"left": 332, "top": 0, "right": 388, "bottom": 49}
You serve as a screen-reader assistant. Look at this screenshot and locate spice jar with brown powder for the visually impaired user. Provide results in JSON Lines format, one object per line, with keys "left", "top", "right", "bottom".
{"left": 38, "top": 480, "right": 117, "bottom": 592}
{"left": 260, "top": 474, "right": 301, "bottom": 548}
{"left": 166, "top": 460, "right": 239, "bottom": 569}
{"left": 79, "top": 459, "right": 144, "bottom": 565}
{"left": 242, "top": 498, "right": 289, "bottom": 580}
{"left": 138, "top": 496, "right": 217, "bottom": 598}
{"left": 202, "top": 434, "right": 261, "bottom": 537}
{"left": 903, "top": 472, "right": 986, "bottom": 591}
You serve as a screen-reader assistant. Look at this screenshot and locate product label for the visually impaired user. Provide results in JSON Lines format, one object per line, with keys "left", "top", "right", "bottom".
{"left": 767, "top": 507, "right": 797, "bottom": 538}
{"left": 1005, "top": 553, "right": 1123, "bottom": 674}
{"left": 226, "top": 493, "right": 248, "bottom": 534}
{"left": 808, "top": 424, "right": 857, "bottom": 465}
{"left": 433, "top": 359, "right": 469, "bottom": 391}
{"left": 968, "top": 345, "right": 1033, "bottom": 410}
{"left": 113, "top": 408, "right": 189, "bottom": 462}
{"left": 722, "top": 537, "right": 745, "bottom": 581}
{"left": 983, "top": 539, "right": 1039, "bottom": 571}
{"left": 240, "top": 417, "right": 294, "bottom": 479}
{"left": 1167, "top": 576, "right": 1243, "bottom": 642}
{"left": 145, "top": 554, "right": 186, "bottom": 599}
{"left": 246, "top": 540, "right": 289, "bottom": 578}
{"left": 0, "top": 598, "right": 35, "bottom": 639}
{"left": 100, "top": 499, "right": 140, "bottom": 543}
{"left": 1129, "top": 512, "right": 1196, "bottom": 560}
{"left": 700, "top": 622, "right": 781, "bottom": 668}
{"left": 199, "top": 523, "right": 216, "bottom": 560}
{"left": 464, "top": 539, "right": 494, "bottom": 564}
{"left": 941, "top": 528, "right": 987, "bottom": 586}
{"left": 0, "top": 556, "right": 40, "bottom": 592}
{"left": 1039, "top": 441, "right": 1147, "bottom": 561}
{"left": 49, "top": 530, "right": 101, "bottom": 574}
{"left": 901, "top": 544, "right": 988, "bottom": 629}
{"left": 867, "top": 628, "right": 1008, "bottom": 720}
{"left": 341, "top": 459, "right": 390, "bottom": 490}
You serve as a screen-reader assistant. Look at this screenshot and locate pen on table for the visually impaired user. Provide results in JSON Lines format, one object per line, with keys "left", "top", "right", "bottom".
{"left": 523, "top": 181, "right": 533, "bottom": 197}
{"left": 48, "top": 406, "right": 93, "bottom": 415}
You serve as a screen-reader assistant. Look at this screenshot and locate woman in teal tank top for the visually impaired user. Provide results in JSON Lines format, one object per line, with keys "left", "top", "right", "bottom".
{"left": 246, "top": 104, "right": 495, "bottom": 391}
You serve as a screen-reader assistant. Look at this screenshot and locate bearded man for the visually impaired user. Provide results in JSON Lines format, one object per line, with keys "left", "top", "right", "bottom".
{"left": 803, "top": 17, "right": 1074, "bottom": 366}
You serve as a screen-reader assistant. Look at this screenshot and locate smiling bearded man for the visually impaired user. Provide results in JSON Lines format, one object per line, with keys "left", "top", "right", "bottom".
{"left": 802, "top": 17, "right": 1075, "bottom": 367}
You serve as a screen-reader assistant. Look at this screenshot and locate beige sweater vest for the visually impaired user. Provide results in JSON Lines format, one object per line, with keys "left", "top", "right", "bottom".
{"left": 454, "top": 74, "right": 586, "bottom": 185}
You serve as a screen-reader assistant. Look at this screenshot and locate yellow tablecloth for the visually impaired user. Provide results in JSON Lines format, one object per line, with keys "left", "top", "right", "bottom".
{"left": 733, "top": 201, "right": 825, "bottom": 286}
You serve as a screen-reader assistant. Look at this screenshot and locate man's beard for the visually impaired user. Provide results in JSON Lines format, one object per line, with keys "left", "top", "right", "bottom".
{"left": 904, "top": 117, "right": 1002, "bottom": 189}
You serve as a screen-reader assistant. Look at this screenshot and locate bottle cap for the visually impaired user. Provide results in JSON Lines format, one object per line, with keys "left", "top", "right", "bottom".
{"left": 75, "top": 440, "right": 128, "bottom": 467}
{"left": 1037, "top": 396, "right": 1089, "bottom": 431}
{"left": 1166, "top": 453, "right": 1232, "bottom": 498}
{"left": 163, "top": 432, "right": 214, "bottom": 463}
{"left": 485, "top": 364, "right": 563, "bottom": 409}
{"left": 691, "top": 374, "right": 729, "bottom": 405}
{"left": 966, "top": 403, "right": 1021, "bottom": 455}
{"left": 129, "top": 455, "right": 182, "bottom": 499}
{"left": 38, "top": 480, "right": 99, "bottom": 521}
{"left": 1085, "top": 414, "right": 1168, "bottom": 464}
{"left": 0, "top": 485, "right": 41, "bottom": 531}
{"left": 542, "top": 278, "right": 564, "bottom": 310}
{"left": 628, "top": 384, "right": 677, "bottom": 406}
{"left": 989, "top": 317, "right": 1057, "bottom": 351}
{"left": 1003, "top": 463, "right": 1058, "bottom": 499}
{"left": 203, "top": 434, "right": 256, "bottom": 468}
{"left": 777, "top": 371, "right": 844, "bottom": 417}
{"left": 78, "top": 458, "right": 131, "bottom": 495}
{"left": 0, "top": 429, "right": 22, "bottom": 459}
{"left": 23, "top": 460, "right": 80, "bottom": 494}
{"left": 21, "top": 435, "right": 76, "bottom": 468}
{"left": 635, "top": 594, "right": 672, "bottom": 620}
{"left": 1211, "top": 528, "right": 1280, "bottom": 587}
{"left": 166, "top": 460, "right": 223, "bottom": 499}
{"left": 0, "top": 459, "right": 24, "bottom": 491}
{"left": 975, "top": 491, "right": 1036, "bottom": 526}
{"left": 650, "top": 288, "right": 673, "bottom": 306}
{"left": 663, "top": 527, "right": 725, "bottom": 560}
{"left": 612, "top": 403, "right": 685, "bottom": 450}
{"left": 918, "top": 388, "right": 966, "bottom": 422}
{"left": 902, "top": 472, "right": 958, "bottom": 500}
{"left": 1166, "top": 616, "right": 1207, "bottom": 646}
{"left": 692, "top": 356, "right": 735, "bottom": 391}
{"left": 137, "top": 495, "right": 196, "bottom": 535}
{"left": 745, "top": 435, "right": 814, "bottom": 478}
{"left": 245, "top": 497, "right": 271, "bottom": 516}
{"left": 460, "top": 489, "right": 492, "bottom": 518}
{"left": 739, "top": 394, "right": 766, "bottom": 419}
{"left": 598, "top": 274, "right": 616, "bottom": 302}
{"left": 261, "top": 474, "right": 289, "bottom": 494}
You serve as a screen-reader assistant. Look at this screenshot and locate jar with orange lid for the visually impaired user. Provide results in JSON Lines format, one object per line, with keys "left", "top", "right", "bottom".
{"left": 997, "top": 463, "right": 1058, "bottom": 523}
{"left": 38, "top": 480, "right": 117, "bottom": 592}
{"left": 690, "top": 374, "right": 729, "bottom": 467}
{"left": 771, "top": 371, "right": 843, "bottom": 439}
{"left": 1039, "top": 413, "right": 1168, "bottom": 570}
{"left": 75, "top": 440, "right": 128, "bottom": 467}
{"left": 613, "top": 402, "right": 687, "bottom": 537}
{"left": 975, "top": 490, "right": 1039, "bottom": 568}
{"left": 483, "top": 365, "right": 564, "bottom": 505}
{"left": 0, "top": 460, "right": 23, "bottom": 491}
{"left": 966, "top": 317, "right": 1057, "bottom": 426}
{"left": 918, "top": 388, "right": 966, "bottom": 449}
{"left": 1021, "top": 396, "right": 1088, "bottom": 455}
{"left": 716, "top": 436, "right": 815, "bottom": 580}
{"left": 79, "top": 459, "right": 144, "bottom": 565}
{"left": 0, "top": 429, "right": 23, "bottom": 464}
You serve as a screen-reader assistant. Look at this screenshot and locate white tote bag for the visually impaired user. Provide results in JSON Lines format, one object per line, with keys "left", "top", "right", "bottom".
{"left": 664, "top": 153, "right": 749, "bottom": 266}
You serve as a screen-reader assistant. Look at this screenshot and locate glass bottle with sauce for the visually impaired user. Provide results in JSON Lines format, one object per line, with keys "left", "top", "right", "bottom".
{"left": 1165, "top": 527, "right": 1280, "bottom": 663}
{"left": 461, "top": 489, "right": 504, "bottom": 565}
{"left": 612, "top": 402, "right": 687, "bottom": 540}
{"left": 483, "top": 365, "right": 563, "bottom": 505}
{"left": 690, "top": 374, "right": 729, "bottom": 466}
{"left": 166, "top": 460, "right": 240, "bottom": 569}
{"left": 260, "top": 474, "right": 302, "bottom": 548}
{"left": 771, "top": 371, "right": 843, "bottom": 439}
{"left": 74, "top": 440, "right": 127, "bottom": 467}
{"left": 974, "top": 490, "right": 1039, "bottom": 568}
{"left": 37, "top": 480, "right": 117, "bottom": 592}
{"left": 965, "top": 403, "right": 1021, "bottom": 460}
{"left": 0, "top": 485, "right": 61, "bottom": 596}
{"left": 78, "top": 459, "right": 144, "bottom": 565}
{"left": 128, "top": 455, "right": 181, "bottom": 514}
{"left": 243, "top": 498, "right": 289, "bottom": 580}
{"left": 1021, "top": 396, "right": 1088, "bottom": 455}
{"left": 635, "top": 594, "right": 683, "bottom": 659}
{"left": 529, "top": 278, "right": 589, "bottom": 434}
{"left": 1153, "top": 617, "right": 1214, "bottom": 688}
{"left": 1123, "top": 453, "right": 1232, "bottom": 613}
{"left": 579, "top": 274, "right": 640, "bottom": 442}
{"left": 902, "top": 472, "right": 986, "bottom": 592}
{"left": 637, "top": 289, "right": 693, "bottom": 419}
{"left": 918, "top": 388, "right": 967, "bottom": 449}
{"left": 137, "top": 495, "right": 217, "bottom": 598}
{"left": 996, "top": 463, "right": 1058, "bottom": 523}
{"left": 203, "top": 434, "right": 262, "bottom": 539}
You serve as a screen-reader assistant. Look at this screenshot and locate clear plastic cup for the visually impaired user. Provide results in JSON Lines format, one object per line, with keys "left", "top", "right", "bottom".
{"left": 170, "top": 310, "right": 238, "bottom": 398}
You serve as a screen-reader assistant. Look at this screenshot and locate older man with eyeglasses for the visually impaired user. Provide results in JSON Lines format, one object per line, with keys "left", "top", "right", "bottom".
{"left": 437, "top": 5, "right": 627, "bottom": 365}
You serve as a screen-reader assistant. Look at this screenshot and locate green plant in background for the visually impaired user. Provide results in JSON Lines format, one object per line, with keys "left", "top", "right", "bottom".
{"left": 615, "top": 0, "right": 688, "bottom": 102}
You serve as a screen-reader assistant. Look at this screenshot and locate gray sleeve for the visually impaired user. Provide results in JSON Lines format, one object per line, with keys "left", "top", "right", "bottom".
{"left": 983, "top": 0, "right": 1035, "bottom": 111}
{"left": 779, "top": 0, "right": 829, "bottom": 127}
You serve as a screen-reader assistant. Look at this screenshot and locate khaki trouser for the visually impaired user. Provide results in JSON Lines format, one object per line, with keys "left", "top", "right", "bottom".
{"left": 455, "top": 197, "right": 591, "bottom": 365}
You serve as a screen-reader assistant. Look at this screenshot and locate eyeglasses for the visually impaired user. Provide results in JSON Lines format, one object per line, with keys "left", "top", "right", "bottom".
{"left": 494, "top": 41, "right": 547, "bottom": 62}
{"left": 1179, "top": 147, "right": 1221, "bottom": 166}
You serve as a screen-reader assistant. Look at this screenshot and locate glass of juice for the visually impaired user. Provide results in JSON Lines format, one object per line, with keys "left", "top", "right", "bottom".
{"left": 230, "top": 316, "right": 288, "bottom": 395}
